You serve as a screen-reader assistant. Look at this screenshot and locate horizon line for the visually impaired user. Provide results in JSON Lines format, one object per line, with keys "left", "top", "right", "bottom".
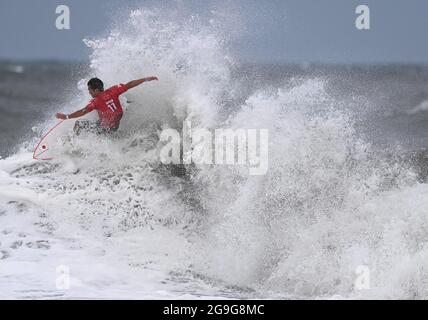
{"left": 1, "top": 57, "right": 428, "bottom": 67}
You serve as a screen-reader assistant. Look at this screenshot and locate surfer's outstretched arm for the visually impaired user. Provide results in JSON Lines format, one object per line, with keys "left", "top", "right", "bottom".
{"left": 125, "top": 76, "right": 158, "bottom": 90}
{"left": 56, "top": 106, "right": 91, "bottom": 120}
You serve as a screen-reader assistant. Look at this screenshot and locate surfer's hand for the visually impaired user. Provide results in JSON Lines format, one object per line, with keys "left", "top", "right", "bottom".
{"left": 56, "top": 113, "right": 67, "bottom": 120}
{"left": 146, "top": 76, "right": 158, "bottom": 82}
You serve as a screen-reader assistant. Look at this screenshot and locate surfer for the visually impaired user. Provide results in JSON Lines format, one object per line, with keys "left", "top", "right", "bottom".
{"left": 55, "top": 76, "right": 158, "bottom": 134}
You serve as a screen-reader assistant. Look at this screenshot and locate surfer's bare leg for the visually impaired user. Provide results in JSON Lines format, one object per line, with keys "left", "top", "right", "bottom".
{"left": 73, "top": 120, "right": 92, "bottom": 136}
{"left": 73, "top": 122, "right": 82, "bottom": 135}
{"left": 73, "top": 120, "right": 103, "bottom": 136}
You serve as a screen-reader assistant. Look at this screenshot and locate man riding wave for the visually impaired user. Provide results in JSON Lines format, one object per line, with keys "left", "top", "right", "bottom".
{"left": 56, "top": 76, "right": 158, "bottom": 134}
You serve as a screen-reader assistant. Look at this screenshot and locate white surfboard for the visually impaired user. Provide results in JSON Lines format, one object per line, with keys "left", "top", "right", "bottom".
{"left": 33, "top": 120, "right": 77, "bottom": 160}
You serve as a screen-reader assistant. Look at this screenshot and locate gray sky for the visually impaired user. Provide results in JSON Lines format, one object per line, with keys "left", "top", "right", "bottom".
{"left": 1, "top": 0, "right": 428, "bottom": 64}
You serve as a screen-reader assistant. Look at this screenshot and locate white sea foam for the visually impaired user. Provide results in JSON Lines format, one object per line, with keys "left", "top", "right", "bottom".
{"left": 408, "top": 100, "right": 428, "bottom": 115}
{"left": 7, "top": 64, "right": 24, "bottom": 74}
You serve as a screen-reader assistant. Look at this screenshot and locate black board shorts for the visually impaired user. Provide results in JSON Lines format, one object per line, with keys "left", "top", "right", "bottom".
{"left": 74, "top": 120, "right": 119, "bottom": 135}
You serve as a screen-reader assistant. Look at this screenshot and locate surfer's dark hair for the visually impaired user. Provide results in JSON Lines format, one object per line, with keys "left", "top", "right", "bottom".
{"left": 88, "top": 78, "right": 104, "bottom": 91}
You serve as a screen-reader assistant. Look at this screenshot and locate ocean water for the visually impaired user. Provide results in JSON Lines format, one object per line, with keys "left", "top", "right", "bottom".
{"left": 1, "top": 7, "right": 428, "bottom": 299}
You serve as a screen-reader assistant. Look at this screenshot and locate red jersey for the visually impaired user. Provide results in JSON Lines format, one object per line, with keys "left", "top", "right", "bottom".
{"left": 86, "top": 84, "right": 128, "bottom": 129}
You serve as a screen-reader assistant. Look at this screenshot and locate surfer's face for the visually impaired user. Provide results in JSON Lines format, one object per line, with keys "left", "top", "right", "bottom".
{"left": 88, "top": 86, "right": 99, "bottom": 98}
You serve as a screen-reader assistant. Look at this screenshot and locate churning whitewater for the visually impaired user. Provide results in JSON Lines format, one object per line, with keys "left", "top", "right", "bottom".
{"left": 1, "top": 6, "right": 428, "bottom": 299}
